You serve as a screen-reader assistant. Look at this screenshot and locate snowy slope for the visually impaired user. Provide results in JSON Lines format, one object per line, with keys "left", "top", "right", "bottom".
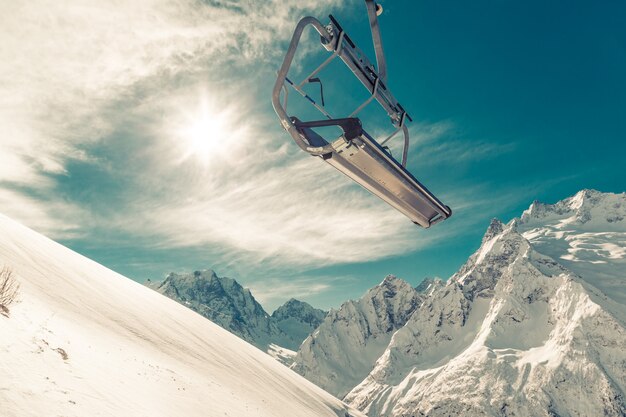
{"left": 0, "top": 213, "right": 364, "bottom": 417}
{"left": 295, "top": 190, "right": 626, "bottom": 417}
{"left": 291, "top": 276, "right": 422, "bottom": 398}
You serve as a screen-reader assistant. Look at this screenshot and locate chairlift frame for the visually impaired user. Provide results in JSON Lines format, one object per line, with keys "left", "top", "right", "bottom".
{"left": 272, "top": 0, "right": 452, "bottom": 228}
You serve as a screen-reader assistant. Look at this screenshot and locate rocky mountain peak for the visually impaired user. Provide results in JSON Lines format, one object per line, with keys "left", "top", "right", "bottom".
{"left": 482, "top": 218, "right": 504, "bottom": 244}
{"left": 380, "top": 274, "right": 401, "bottom": 285}
{"left": 291, "top": 275, "right": 423, "bottom": 398}
{"left": 271, "top": 299, "right": 327, "bottom": 349}
{"left": 370, "top": 275, "right": 416, "bottom": 299}
{"left": 272, "top": 299, "right": 326, "bottom": 322}
{"left": 453, "top": 222, "right": 531, "bottom": 299}
{"left": 415, "top": 277, "right": 445, "bottom": 295}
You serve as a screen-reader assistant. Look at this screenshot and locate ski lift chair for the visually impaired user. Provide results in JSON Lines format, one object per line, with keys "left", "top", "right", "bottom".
{"left": 272, "top": 0, "right": 452, "bottom": 228}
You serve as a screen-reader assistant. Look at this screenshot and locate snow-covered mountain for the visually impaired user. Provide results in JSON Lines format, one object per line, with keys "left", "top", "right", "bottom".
{"left": 515, "top": 189, "right": 626, "bottom": 325}
{"left": 0, "top": 213, "right": 363, "bottom": 417}
{"left": 414, "top": 276, "right": 445, "bottom": 295}
{"left": 147, "top": 271, "right": 326, "bottom": 354}
{"left": 295, "top": 190, "right": 626, "bottom": 417}
{"left": 148, "top": 270, "right": 287, "bottom": 350}
{"left": 271, "top": 298, "right": 327, "bottom": 349}
{"left": 292, "top": 275, "right": 423, "bottom": 398}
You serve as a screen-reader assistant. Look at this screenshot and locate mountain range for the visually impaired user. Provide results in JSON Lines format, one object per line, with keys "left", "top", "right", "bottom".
{"left": 291, "top": 190, "right": 626, "bottom": 417}
{"left": 146, "top": 270, "right": 326, "bottom": 357}
{"left": 143, "top": 189, "right": 626, "bottom": 417}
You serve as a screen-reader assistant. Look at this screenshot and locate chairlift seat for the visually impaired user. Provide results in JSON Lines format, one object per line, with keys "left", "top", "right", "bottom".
{"left": 294, "top": 120, "right": 451, "bottom": 227}
{"left": 272, "top": 2, "right": 452, "bottom": 228}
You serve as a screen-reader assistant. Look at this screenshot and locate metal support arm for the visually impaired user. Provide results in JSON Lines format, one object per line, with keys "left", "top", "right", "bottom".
{"left": 365, "top": 0, "right": 387, "bottom": 83}
{"left": 293, "top": 118, "right": 363, "bottom": 141}
{"left": 272, "top": 17, "right": 333, "bottom": 155}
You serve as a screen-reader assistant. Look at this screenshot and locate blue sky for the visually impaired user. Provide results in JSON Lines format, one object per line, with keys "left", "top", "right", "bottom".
{"left": 1, "top": 0, "right": 624, "bottom": 312}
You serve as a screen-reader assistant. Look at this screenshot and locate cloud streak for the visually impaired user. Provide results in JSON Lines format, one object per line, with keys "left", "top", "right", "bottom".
{"left": 2, "top": 0, "right": 424, "bottom": 271}
{"left": 406, "top": 121, "right": 516, "bottom": 167}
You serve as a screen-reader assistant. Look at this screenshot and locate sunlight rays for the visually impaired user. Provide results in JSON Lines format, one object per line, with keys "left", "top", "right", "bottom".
{"left": 172, "top": 94, "right": 247, "bottom": 167}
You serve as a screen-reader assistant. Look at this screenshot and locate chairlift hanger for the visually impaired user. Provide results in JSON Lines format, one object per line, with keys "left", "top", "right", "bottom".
{"left": 271, "top": 0, "right": 452, "bottom": 228}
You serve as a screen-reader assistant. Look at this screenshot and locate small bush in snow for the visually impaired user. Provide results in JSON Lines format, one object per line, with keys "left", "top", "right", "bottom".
{"left": 0, "top": 266, "right": 19, "bottom": 316}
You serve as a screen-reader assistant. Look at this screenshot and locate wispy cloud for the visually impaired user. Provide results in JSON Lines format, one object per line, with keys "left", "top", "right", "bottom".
{"left": 406, "top": 121, "right": 516, "bottom": 167}
{"left": 248, "top": 274, "right": 359, "bottom": 311}
{"left": 0, "top": 0, "right": 348, "bottom": 191}
{"left": 0, "top": 188, "right": 85, "bottom": 239}
{"left": 1, "top": 0, "right": 422, "bottom": 270}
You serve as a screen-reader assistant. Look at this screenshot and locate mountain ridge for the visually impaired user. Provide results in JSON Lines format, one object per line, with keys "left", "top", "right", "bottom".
{"left": 291, "top": 274, "right": 423, "bottom": 398}
{"left": 292, "top": 190, "right": 626, "bottom": 417}
{"left": 146, "top": 270, "right": 327, "bottom": 353}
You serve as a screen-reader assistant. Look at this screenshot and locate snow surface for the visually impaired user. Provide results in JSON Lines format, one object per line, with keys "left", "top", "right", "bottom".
{"left": 0, "top": 213, "right": 364, "bottom": 417}
{"left": 516, "top": 189, "right": 626, "bottom": 324}
{"left": 267, "top": 343, "right": 297, "bottom": 366}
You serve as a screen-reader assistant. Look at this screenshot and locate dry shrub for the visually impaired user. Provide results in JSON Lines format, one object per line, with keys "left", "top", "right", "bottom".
{"left": 0, "top": 266, "right": 20, "bottom": 317}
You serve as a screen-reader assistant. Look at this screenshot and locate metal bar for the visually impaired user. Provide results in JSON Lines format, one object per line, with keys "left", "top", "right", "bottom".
{"left": 329, "top": 24, "right": 407, "bottom": 127}
{"left": 296, "top": 31, "right": 344, "bottom": 88}
{"left": 349, "top": 77, "right": 380, "bottom": 117}
{"left": 285, "top": 77, "right": 333, "bottom": 120}
{"left": 379, "top": 127, "right": 401, "bottom": 146}
{"left": 281, "top": 83, "right": 289, "bottom": 110}
{"left": 295, "top": 118, "right": 362, "bottom": 140}
{"left": 377, "top": 124, "right": 409, "bottom": 167}
{"left": 365, "top": 0, "right": 387, "bottom": 82}
{"left": 272, "top": 17, "right": 336, "bottom": 155}
{"left": 400, "top": 124, "right": 409, "bottom": 167}
{"left": 297, "top": 53, "right": 338, "bottom": 89}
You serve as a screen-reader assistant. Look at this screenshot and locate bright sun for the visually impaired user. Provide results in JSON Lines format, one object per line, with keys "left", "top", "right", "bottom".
{"left": 183, "top": 115, "right": 225, "bottom": 160}
{"left": 176, "top": 102, "right": 233, "bottom": 165}
{"left": 173, "top": 95, "right": 247, "bottom": 166}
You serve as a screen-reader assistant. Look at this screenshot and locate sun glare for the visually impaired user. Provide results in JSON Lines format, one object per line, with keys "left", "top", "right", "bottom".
{"left": 174, "top": 97, "right": 241, "bottom": 166}
{"left": 184, "top": 114, "right": 225, "bottom": 160}
{"left": 170, "top": 93, "right": 249, "bottom": 167}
